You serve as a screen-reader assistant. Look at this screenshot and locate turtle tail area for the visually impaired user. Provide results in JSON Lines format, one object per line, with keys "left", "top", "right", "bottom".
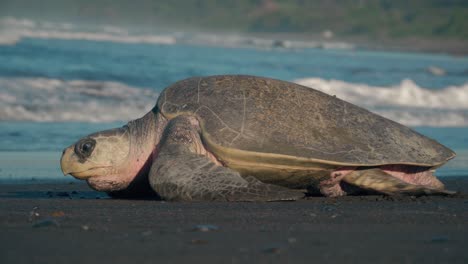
{"left": 340, "top": 167, "right": 456, "bottom": 196}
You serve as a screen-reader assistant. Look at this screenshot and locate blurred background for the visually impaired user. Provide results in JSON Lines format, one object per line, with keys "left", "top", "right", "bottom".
{"left": 2, "top": 0, "right": 468, "bottom": 53}
{"left": 0, "top": 0, "right": 467, "bottom": 180}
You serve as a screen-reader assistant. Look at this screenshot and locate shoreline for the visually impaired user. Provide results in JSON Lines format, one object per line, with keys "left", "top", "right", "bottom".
{"left": 246, "top": 32, "right": 468, "bottom": 56}
{"left": 0, "top": 177, "right": 467, "bottom": 263}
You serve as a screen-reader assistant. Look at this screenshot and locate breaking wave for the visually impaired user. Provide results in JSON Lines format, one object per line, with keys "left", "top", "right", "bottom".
{"left": 0, "top": 17, "right": 176, "bottom": 45}
{"left": 295, "top": 78, "right": 468, "bottom": 127}
{"left": 0, "top": 76, "right": 466, "bottom": 126}
{"left": 0, "top": 17, "right": 353, "bottom": 50}
{"left": 177, "top": 32, "right": 354, "bottom": 50}
{"left": 0, "top": 77, "right": 157, "bottom": 122}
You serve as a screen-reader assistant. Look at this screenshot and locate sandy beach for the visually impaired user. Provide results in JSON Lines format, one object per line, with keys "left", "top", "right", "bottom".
{"left": 0, "top": 177, "right": 467, "bottom": 264}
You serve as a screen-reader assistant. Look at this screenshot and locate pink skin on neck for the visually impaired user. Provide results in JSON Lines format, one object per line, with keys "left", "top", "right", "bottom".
{"left": 86, "top": 150, "right": 154, "bottom": 192}
{"left": 87, "top": 113, "right": 167, "bottom": 193}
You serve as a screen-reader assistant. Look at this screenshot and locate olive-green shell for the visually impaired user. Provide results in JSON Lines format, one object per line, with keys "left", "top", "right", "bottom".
{"left": 156, "top": 75, "right": 455, "bottom": 167}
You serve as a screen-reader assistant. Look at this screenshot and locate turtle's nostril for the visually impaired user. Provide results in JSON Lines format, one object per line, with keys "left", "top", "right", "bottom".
{"left": 62, "top": 148, "right": 66, "bottom": 155}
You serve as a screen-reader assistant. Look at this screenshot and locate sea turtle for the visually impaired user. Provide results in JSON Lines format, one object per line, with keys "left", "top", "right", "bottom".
{"left": 60, "top": 75, "right": 456, "bottom": 201}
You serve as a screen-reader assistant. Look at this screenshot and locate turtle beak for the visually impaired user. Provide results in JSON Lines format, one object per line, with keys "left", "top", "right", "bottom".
{"left": 60, "top": 146, "right": 75, "bottom": 176}
{"left": 60, "top": 145, "right": 101, "bottom": 180}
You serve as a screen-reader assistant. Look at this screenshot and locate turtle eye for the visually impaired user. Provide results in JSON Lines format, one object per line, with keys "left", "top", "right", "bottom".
{"left": 82, "top": 142, "right": 93, "bottom": 153}
{"left": 75, "top": 138, "right": 96, "bottom": 158}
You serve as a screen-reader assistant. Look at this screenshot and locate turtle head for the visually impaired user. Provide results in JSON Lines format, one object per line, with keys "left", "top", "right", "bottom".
{"left": 60, "top": 112, "right": 164, "bottom": 196}
{"left": 60, "top": 126, "right": 139, "bottom": 191}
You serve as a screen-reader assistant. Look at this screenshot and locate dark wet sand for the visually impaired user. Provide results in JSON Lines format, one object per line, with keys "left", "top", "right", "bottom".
{"left": 1, "top": 177, "right": 467, "bottom": 264}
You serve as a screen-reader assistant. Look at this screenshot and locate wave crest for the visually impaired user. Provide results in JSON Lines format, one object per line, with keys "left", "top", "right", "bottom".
{"left": 0, "top": 77, "right": 157, "bottom": 122}
{"left": 295, "top": 78, "right": 468, "bottom": 126}
{"left": 295, "top": 78, "right": 468, "bottom": 109}
{"left": 0, "top": 17, "right": 353, "bottom": 50}
{"left": 0, "top": 17, "right": 176, "bottom": 45}
{"left": 1, "top": 76, "right": 466, "bottom": 126}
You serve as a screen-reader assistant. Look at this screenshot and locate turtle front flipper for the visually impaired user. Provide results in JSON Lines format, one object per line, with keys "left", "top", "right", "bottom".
{"left": 148, "top": 115, "right": 304, "bottom": 201}
{"left": 342, "top": 168, "right": 456, "bottom": 196}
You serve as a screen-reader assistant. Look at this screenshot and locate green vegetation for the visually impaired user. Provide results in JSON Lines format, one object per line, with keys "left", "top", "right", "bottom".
{"left": 2, "top": 0, "right": 467, "bottom": 39}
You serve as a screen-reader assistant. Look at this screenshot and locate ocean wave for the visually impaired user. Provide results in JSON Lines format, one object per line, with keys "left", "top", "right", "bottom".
{"left": 0, "top": 17, "right": 176, "bottom": 45}
{"left": 0, "top": 76, "right": 466, "bottom": 126}
{"left": 0, "top": 17, "right": 353, "bottom": 50}
{"left": 0, "top": 77, "right": 157, "bottom": 122}
{"left": 295, "top": 78, "right": 468, "bottom": 110}
{"left": 178, "top": 32, "right": 354, "bottom": 50}
{"left": 295, "top": 78, "right": 468, "bottom": 126}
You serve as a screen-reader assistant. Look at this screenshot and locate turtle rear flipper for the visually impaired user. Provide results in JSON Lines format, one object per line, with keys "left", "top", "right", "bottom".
{"left": 342, "top": 168, "right": 456, "bottom": 196}
{"left": 149, "top": 115, "right": 304, "bottom": 201}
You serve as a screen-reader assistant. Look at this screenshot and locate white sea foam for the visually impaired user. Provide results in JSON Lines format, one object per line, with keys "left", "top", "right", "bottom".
{"left": 0, "top": 17, "right": 354, "bottom": 50}
{"left": 0, "top": 76, "right": 466, "bottom": 126}
{"left": 295, "top": 78, "right": 468, "bottom": 109}
{"left": 0, "top": 77, "right": 157, "bottom": 122}
{"left": 0, "top": 17, "right": 176, "bottom": 45}
{"left": 178, "top": 33, "right": 354, "bottom": 50}
{"left": 295, "top": 78, "right": 468, "bottom": 126}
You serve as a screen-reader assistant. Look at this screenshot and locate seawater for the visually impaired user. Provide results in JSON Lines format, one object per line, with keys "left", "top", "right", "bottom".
{"left": 0, "top": 17, "right": 467, "bottom": 180}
